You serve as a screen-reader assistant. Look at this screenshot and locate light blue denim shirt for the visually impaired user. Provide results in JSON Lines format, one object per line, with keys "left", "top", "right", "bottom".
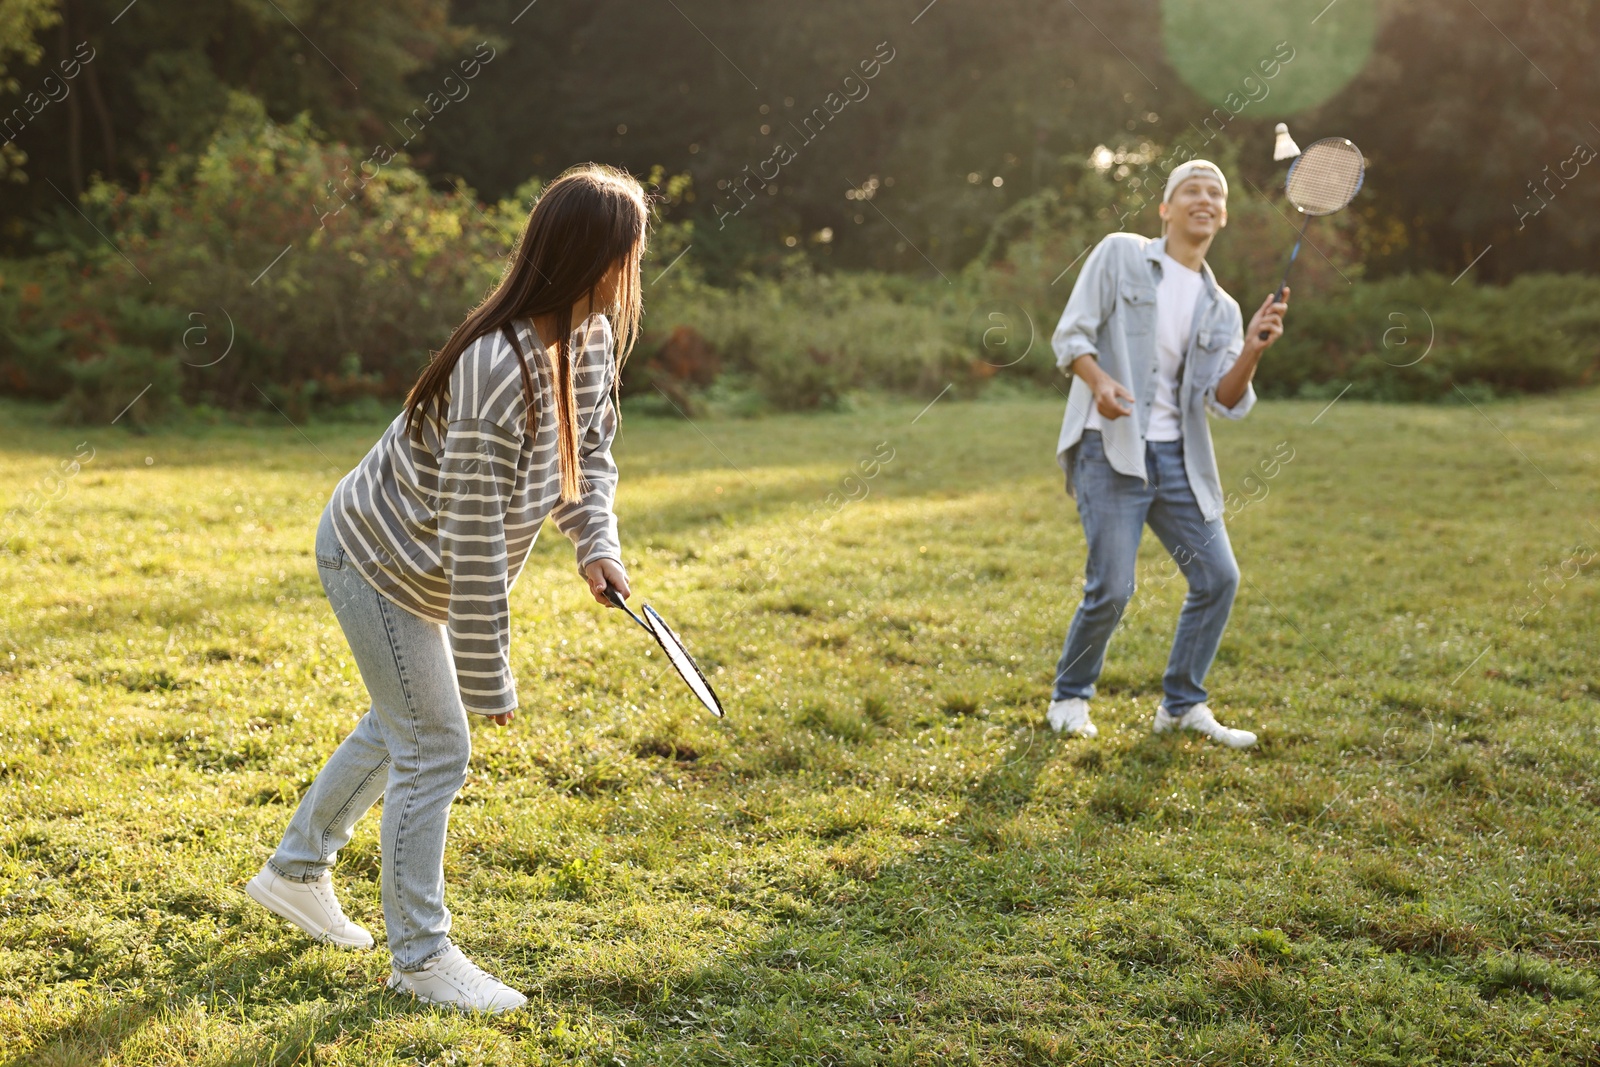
{"left": 1051, "top": 232, "right": 1255, "bottom": 522}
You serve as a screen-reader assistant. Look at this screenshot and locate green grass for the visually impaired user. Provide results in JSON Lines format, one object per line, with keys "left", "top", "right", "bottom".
{"left": 1, "top": 388, "right": 1597, "bottom": 1065}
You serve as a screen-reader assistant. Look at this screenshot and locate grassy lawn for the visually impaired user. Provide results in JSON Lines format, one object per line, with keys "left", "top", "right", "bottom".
{"left": 0, "top": 387, "right": 1597, "bottom": 1065}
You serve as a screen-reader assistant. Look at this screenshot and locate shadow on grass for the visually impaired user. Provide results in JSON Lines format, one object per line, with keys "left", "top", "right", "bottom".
{"left": 4, "top": 1001, "right": 158, "bottom": 1067}
{"left": 5, "top": 951, "right": 426, "bottom": 1067}
{"left": 552, "top": 727, "right": 1074, "bottom": 1061}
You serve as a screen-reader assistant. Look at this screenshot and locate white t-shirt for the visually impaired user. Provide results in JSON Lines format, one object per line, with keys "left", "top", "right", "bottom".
{"left": 1086, "top": 249, "right": 1205, "bottom": 441}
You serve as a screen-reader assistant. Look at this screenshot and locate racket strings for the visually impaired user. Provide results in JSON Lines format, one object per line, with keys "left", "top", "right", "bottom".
{"left": 1286, "top": 140, "right": 1364, "bottom": 215}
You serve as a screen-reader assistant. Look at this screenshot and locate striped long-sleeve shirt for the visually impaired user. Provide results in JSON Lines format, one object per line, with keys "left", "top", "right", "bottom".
{"left": 328, "top": 313, "right": 621, "bottom": 715}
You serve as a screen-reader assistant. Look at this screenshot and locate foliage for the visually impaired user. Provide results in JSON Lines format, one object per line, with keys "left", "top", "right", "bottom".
{"left": 644, "top": 266, "right": 975, "bottom": 412}
{"left": 1262, "top": 272, "right": 1600, "bottom": 401}
{"left": 0, "top": 252, "right": 75, "bottom": 398}
{"left": 2, "top": 97, "right": 535, "bottom": 422}
{"left": 403, "top": 0, "right": 1599, "bottom": 280}
{"left": 2, "top": 0, "right": 1597, "bottom": 279}
{"left": 0, "top": 0, "right": 59, "bottom": 181}
{"left": 1, "top": 111, "right": 1594, "bottom": 421}
{"left": 0, "top": 0, "right": 475, "bottom": 218}
{"left": 1, "top": 391, "right": 1598, "bottom": 1063}
{"left": 1308, "top": 0, "right": 1600, "bottom": 279}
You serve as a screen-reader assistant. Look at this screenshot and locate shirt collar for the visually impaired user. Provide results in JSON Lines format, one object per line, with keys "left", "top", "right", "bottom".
{"left": 1148, "top": 235, "right": 1219, "bottom": 296}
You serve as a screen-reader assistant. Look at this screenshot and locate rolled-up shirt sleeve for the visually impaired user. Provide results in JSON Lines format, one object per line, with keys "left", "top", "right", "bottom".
{"left": 1052, "top": 235, "right": 1119, "bottom": 370}
{"left": 438, "top": 417, "right": 524, "bottom": 715}
{"left": 1204, "top": 314, "right": 1257, "bottom": 420}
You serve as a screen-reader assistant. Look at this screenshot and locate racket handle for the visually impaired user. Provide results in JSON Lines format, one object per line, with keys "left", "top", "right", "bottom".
{"left": 1260, "top": 214, "right": 1310, "bottom": 341}
{"left": 1258, "top": 275, "right": 1296, "bottom": 341}
{"left": 603, "top": 584, "right": 652, "bottom": 632}
{"left": 1257, "top": 287, "right": 1283, "bottom": 342}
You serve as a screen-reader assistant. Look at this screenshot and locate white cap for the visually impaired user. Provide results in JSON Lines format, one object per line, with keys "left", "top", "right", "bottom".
{"left": 1163, "top": 160, "right": 1228, "bottom": 203}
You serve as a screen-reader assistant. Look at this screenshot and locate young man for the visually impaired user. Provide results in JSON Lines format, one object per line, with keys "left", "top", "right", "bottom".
{"left": 1046, "top": 159, "right": 1288, "bottom": 748}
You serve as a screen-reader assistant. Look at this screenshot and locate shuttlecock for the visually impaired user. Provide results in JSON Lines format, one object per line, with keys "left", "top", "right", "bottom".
{"left": 1273, "top": 122, "right": 1301, "bottom": 161}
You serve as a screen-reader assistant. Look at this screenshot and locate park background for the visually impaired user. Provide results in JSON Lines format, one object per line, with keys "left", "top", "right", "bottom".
{"left": 1, "top": 0, "right": 1598, "bottom": 1064}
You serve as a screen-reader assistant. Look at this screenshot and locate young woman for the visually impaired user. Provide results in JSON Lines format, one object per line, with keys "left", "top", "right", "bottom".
{"left": 245, "top": 164, "right": 649, "bottom": 1013}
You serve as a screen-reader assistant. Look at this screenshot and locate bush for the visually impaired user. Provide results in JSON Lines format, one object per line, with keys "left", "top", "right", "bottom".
{"left": 0, "top": 255, "right": 82, "bottom": 400}
{"left": 1259, "top": 272, "right": 1600, "bottom": 401}
{"left": 58, "top": 343, "right": 183, "bottom": 429}
{"left": 644, "top": 267, "right": 978, "bottom": 411}
{"left": 2, "top": 93, "right": 530, "bottom": 419}
{"left": 600, "top": 260, "right": 1600, "bottom": 412}
{"left": 1, "top": 109, "right": 1596, "bottom": 420}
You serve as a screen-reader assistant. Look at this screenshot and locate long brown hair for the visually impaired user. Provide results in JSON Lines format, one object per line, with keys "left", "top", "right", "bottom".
{"left": 405, "top": 163, "right": 649, "bottom": 501}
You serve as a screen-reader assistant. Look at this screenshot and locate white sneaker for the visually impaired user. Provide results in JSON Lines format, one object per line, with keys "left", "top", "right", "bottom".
{"left": 245, "top": 864, "right": 375, "bottom": 949}
{"left": 1153, "top": 703, "right": 1257, "bottom": 749}
{"left": 1047, "top": 697, "right": 1098, "bottom": 737}
{"left": 387, "top": 944, "right": 527, "bottom": 1014}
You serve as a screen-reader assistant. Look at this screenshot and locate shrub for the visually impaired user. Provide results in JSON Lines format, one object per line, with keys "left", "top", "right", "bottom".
{"left": 7, "top": 94, "right": 532, "bottom": 419}
{"left": 645, "top": 267, "right": 977, "bottom": 411}
{"left": 58, "top": 343, "right": 183, "bottom": 429}
{"left": 0, "top": 257, "right": 80, "bottom": 400}
{"left": 2, "top": 107, "right": 1596, "bottom": 419}
{"left": 632, "top": 262, "right": 1600, "bottom": 410}
{"left": 618, "top": 323, "right": 722, "bottom": 414}
{"left": 1259, "top": 272, "right": 1600, "bottom": 401}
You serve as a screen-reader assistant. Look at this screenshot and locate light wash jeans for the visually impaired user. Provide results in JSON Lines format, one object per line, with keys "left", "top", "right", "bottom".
{"left": 267, "top": 504, "right": 473, "bottom": 970}
{"left": 1053, "top": 430, "right": 1240, "bottom": 715}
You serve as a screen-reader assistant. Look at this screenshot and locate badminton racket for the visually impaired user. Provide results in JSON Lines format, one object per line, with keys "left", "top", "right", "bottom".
{"left": 1259, "top": 137, "right": 1365, "bottom": 340}
{"left": 604, "top": 586, "right": 725, "bottom": 718}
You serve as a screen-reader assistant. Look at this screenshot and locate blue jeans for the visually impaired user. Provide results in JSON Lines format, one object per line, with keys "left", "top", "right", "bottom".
{"left": 1053, "top": 431, "right": 1240, "bottom": 715}
{"left": 267, "top": 504, "right": 472, "bottom": 970}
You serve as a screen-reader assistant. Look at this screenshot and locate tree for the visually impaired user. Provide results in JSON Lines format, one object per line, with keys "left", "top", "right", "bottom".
{"left": 0, "top": 0, "right": 62, "bottom": 183}
{"left": 1306, "top": 0, "right": 1599, "bottom": 280}
{"left": 0, "top": 0, "right": 479, "bottom": 250}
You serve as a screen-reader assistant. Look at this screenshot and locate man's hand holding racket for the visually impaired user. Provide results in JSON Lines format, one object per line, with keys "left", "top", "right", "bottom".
{"left": 1246, "top": 286, "right": 1291, "bottom": 353}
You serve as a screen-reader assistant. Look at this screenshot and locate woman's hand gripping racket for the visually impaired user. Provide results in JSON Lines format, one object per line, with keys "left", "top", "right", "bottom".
{"left": 1260, "top": 136, "right": 1365, "bottom": 340}
{"left": 604, "top": 586, "right": 725, "bottom": 718}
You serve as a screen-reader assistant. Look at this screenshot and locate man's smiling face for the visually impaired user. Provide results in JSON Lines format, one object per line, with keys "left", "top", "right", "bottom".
{"left": 1160, "top": 174, "right": 1228, "bottom": 240}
